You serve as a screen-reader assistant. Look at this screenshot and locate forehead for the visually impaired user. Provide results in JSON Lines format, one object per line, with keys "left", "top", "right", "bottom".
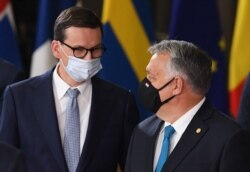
{"left": 148, "top": 53, "right": 170, "bottom": 71}
{"left": 64, "top": 26, "right": 102, "bottom": 46}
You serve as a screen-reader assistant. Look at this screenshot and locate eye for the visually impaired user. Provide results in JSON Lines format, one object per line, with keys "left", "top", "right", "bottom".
{"left": 74, "top": 47, "right": 86, "bottom": 51}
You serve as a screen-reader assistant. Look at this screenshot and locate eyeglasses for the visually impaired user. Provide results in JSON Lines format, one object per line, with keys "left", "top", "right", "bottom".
{"left": 60, "top": 41, "right": 106, "bottom": 58}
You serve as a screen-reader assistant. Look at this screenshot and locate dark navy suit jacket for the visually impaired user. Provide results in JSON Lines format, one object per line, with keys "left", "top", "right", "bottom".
{"left": 0, "top": 69, "right": 139, "bottom": 172}
{"left": 125, "top": 101, "right": 250, "bottom": 172}
{"left": 0, "top": 141, "right": 26, "bottom": 172}
{"left": 0, "top": 59, "right": 25, "bottom": 114}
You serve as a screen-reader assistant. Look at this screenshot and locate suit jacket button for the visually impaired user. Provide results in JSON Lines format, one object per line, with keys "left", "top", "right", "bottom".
{"left": 196, "top": 128, "right": 201, "bottom": 134}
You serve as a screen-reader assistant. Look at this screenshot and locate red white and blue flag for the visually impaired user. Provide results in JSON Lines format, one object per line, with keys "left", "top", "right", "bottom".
{"left": 0, "top": 0, "right": 22, "bottom": 68}
{"left": 30, "top": 0, "right": 76, "bottom": 77}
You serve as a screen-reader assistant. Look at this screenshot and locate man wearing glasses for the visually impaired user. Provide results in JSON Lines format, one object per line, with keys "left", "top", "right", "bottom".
{"left": 0, "top": 7, "right": 139, "bottom": 172}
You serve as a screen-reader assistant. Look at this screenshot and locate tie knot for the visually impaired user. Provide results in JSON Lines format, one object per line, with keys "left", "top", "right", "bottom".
{"left": 164, "top": 125, "right": 175, "bottom": 139}
{"left": 67, "top": 88, "right": 80, "bottom": 98}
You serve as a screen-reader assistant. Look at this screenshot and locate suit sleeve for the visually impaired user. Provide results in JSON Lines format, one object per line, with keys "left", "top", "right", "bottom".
{"left": 119, "top": 91, "right": 139, "bottom": 171}
{"left": 0, "top": 85, "right": 20, "bottom": 147}
{"left": 237, "top": 73, "right": 250, "bottom": 133}
{"left": 0, "top": 70, "right": 25, "bottom": 115}
{"left": 219, "top": 129, "right": 250, "bottom": 172}
{"left": 0, "top": 142, "right": 27, "bottom": 172}
{"left": 9, "top": 149, "right": 27, "bottom": 172}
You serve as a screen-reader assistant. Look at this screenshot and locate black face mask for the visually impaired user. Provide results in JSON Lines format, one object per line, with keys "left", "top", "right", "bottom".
{"left": 138, "top": 77, "right": 175, "bottom": 113}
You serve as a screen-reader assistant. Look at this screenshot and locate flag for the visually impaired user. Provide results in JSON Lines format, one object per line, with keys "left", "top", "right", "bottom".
{"left": 229, "top": 0, "right": 250, "bottom": 118}
{"left": 168, "top": 0, "right": 228, "bottom": 114}
{"left": 0, "top": 0, "right": 22, "bottom": 68}
{"left": 30, "top": 0, "right": 76, "bottom": 77}
{"left": 100, "top": 0, "right": 155, "bottom": 120}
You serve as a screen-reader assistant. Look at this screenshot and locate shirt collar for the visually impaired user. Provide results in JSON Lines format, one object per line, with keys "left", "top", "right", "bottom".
{"left": 53, "top": 63, "right": 92, "bottom": 99}
{"left": 161, "top": 97, "right": 206, "bottom": 134}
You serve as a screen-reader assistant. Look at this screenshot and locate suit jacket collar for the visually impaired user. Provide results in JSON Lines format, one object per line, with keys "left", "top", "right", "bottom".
{"left": 29, "top": 69, "right": 68, "bottom": 172}
{"left": 77, "top": 76, "right": 117, "bottom": 172}
{"left": 29, "top": 72, "right": 126, "bottom": 172}
{"left": 147, "top": 117, "right": 164, "bottom": 171}
{"left": 163, "top": 100, "right": 213, "bottom": 172}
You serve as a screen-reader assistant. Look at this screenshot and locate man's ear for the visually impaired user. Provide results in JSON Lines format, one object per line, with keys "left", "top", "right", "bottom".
{"left": 172, "top": 76, "right": 183, "bottom": 95}
{"left": 51, "top": 40, "right": 61, "bottom": 60}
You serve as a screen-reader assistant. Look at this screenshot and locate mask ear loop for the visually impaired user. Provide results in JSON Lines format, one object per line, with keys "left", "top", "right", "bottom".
{"left": 58, "top": 41, "right": 71, "bottom": 77}
{"left": 161, "top": 95, "right": 176, "bottom": 105}
{"left": 58, "top": 41, "right": 72, "bottom": 68}
{"left": 157, "top": 77, "right": 175, "bottom": 91}
{"left": 58, "top": 41, "right": 69, "bottom": 57}
{"left": 158, "top": 77, "right": 176, "bottom": 105}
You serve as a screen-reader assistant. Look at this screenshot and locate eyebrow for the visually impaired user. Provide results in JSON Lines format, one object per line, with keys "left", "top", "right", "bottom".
{"left": 71, "top": 43, "right": 103, "bottom": 49}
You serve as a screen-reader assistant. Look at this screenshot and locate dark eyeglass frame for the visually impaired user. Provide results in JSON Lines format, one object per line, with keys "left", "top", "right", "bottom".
{"left": 60, "top": 41, "right": 106, "bottom": 58}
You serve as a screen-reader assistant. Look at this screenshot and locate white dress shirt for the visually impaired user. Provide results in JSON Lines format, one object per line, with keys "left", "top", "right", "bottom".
{"left": 52, "top": 64, "right": 92, "bottom": 153}
{"left": 153, "top": 98, "right": 206, "bottom": 170}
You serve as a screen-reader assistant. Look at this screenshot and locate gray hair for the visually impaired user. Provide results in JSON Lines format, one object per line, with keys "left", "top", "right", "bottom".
{"left": 148, "top": 40, "right": 212, "bottom": 95}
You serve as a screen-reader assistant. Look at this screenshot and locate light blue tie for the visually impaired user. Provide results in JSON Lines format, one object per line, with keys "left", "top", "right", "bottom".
{"left": 155, "top": 125, "right": 175, "bottom": 172}
{"left": 64, "top": 88, "right": 80, "bottom": 172}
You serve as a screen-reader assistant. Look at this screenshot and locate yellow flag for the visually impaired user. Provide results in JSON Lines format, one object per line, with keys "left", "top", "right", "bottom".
{"left": 229, "top": 0, "right": 250, "bottom": 117}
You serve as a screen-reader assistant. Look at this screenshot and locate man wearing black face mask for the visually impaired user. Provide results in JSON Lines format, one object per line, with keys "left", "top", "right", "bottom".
{"left": 138, "top": 77, "right": 175, "bottom": 113}
{"left": 125, "top": 40, "right": 250, "bottom": 172}
{"left": 0, "top": 7, "right": 139, "bottom": 172}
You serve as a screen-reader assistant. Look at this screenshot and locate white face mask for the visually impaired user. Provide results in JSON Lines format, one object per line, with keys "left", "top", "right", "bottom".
{"left": 60, "top": 44, "right": 102, "bottom": 82}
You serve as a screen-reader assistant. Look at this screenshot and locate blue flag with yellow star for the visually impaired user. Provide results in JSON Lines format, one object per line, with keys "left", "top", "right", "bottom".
{"left": 169, "top": 0, "right": 228, "bottom": 113}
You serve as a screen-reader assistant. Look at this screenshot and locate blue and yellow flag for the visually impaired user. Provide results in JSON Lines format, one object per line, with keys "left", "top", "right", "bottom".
{"left": 169, "top": 0, "right": 228, "bottom": 114}
{"left": 100, "top": 0, "right": 155, "bottom": 120}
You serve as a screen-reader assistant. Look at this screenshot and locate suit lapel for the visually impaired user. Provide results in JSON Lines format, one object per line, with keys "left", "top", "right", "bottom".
{"left": 147, "top": 117, "right": 165, "bottom": 171}
{"left": 164, "top": 101, "right": 212, "bottom": 172}
{"left": 77, "top": 77, "right": 115, "bottom": 171}
{"left": 31, "top": 70, "right": 68, "bottom": 171}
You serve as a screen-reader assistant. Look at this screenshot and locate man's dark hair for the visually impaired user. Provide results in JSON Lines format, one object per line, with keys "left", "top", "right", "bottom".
{"left": 54, "top": 6, "right": 103, "bottom": 41}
